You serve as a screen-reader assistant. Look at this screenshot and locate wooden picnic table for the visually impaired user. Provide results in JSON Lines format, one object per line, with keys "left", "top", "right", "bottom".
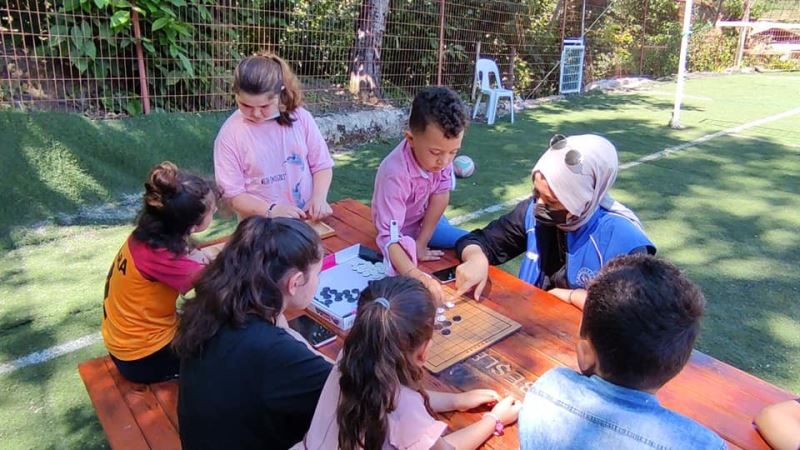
{"left": 79, "top": 198, "right": 796, "bottom": 450}
{"left": 309, "top": 199, "right": 796, "bottom": 450}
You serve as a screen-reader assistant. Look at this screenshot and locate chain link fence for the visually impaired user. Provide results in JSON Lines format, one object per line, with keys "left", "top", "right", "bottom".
{"left": 1, "top": 0, "right": 798, "bottom": 117}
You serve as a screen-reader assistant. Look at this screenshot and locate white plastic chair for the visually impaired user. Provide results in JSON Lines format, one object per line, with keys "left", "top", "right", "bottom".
{"left": 472, "top": 58, "right": 515, "bottom": 125}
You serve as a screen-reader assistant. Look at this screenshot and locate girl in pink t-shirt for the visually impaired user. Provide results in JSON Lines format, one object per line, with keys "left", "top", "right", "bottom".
{"left": 214, "top": 54, "right": 334, "bottom": 221}
{"left": 294, "top": 276, "right": 521, "bottom": 450}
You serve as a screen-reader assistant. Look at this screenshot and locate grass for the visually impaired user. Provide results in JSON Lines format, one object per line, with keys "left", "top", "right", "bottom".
{"left": 0, "top": 72, "right": 798, "bottom": 448}
{"left": 0, "top": 110, "right": 230, "bottom": 246}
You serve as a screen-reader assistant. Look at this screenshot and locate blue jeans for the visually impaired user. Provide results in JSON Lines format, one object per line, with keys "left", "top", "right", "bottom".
{"left": 429, "top": 215, "right": 468, "bottom": 249}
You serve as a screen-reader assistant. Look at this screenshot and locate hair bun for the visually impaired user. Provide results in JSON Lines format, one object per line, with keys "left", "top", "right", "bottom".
{"left": 144, "top": 161, "right": 179, "bottom": 209}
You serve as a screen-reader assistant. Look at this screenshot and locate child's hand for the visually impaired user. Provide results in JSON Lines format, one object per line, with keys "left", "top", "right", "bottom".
{"left": 306, "top": 197, "right": 333, "bottom": 221}
{"left": 271, "top": 204, "right": 308, "bottom": 220}
{"left": 490, "top": 395, "right": 522, "bottom": 425}
{"left": 417, "top": 241, "right": 444, "bottom": 262}
{"left": 453, "top": 389, "right": 501, "bottom": 411}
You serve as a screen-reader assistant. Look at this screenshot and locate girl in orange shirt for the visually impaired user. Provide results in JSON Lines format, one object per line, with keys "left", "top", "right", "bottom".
{"left": 102, "top": 161, "right": 217, "bottom": 383}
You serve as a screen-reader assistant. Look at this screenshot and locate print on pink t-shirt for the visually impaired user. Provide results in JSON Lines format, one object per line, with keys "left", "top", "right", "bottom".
{"left": 214, "top": 107, "right": 334, "bottom": 209}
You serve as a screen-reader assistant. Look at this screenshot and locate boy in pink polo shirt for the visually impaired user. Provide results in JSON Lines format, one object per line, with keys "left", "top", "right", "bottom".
{"left": 214, "top": 54, "right": 334, "bottom": 221}
{"left": 372, "top": 87, "right": 469, "bottom": 302}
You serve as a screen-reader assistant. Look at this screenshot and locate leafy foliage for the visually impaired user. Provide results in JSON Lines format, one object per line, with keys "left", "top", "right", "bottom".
{"left": 4, "top": 0, "right": 789, "bottom": 114}
{"left": 688, "top": 24, "right": 738, "bottom": 72}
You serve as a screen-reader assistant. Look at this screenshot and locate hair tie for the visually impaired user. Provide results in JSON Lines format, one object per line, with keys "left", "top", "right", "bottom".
{"left": 374, "top": 297, "right": 390, "bottom": 309}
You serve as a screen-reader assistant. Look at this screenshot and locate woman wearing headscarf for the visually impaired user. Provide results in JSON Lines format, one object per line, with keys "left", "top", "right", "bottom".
{"left": 453, "top": 134, "right": 655, "bottom": 309}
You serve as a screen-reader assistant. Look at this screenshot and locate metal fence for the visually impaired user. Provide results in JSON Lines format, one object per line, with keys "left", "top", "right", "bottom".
{"left": 1, "top": 0, "right": 798, "bottom": 117}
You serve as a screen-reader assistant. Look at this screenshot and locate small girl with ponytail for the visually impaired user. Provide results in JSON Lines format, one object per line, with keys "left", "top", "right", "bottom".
{"left": 295, "top": 276, "right": 521, "bottom": 450}
{"left": 214, "top": 53, "right": 335, "bottom": 222}
{"left": 102, "top": 161, "right": 217, "bottom": 384}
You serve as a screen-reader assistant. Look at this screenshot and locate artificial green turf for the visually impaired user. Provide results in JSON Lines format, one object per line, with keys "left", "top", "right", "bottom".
{"left": 0, "top": 110, "right": 229, "bottom": 245}
{"left": 0, "top": 343, "right": 108, "bottom": 449}
{"left": 0, "top": 73, "right": 798, "bottom": 448}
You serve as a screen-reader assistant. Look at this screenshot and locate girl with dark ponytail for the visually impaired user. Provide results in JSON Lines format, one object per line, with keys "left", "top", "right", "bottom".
{"left": 102, "top": 161, "right": 217, "bottom": 384}
{"left": 295, "top": 276, "right": 521, "bottom": 450}
{"left": 174, "top": 216, "right": 332, "bottom": 450}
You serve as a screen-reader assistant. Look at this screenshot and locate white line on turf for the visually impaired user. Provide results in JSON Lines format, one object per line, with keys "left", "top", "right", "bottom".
{"left": 3, "top": 106, "right": 800, "bottom": 376}
{"left": 452, "top": 106, "right": 800, "bottom": 226}
{"left": 0, "top": 332, "right": 102, "bottom": 376}
{"left": 730, "top": 133, "right": 800, "bottom": 148}
{"left": 619, "top": 107, "right": 800, "bottom": 170}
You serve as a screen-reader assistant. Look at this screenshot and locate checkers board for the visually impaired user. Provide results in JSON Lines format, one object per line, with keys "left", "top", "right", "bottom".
{"left": 425, "top": 295, "right": 521, "bottom": 374}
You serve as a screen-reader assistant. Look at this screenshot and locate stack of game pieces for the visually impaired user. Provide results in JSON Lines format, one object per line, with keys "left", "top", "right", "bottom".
{"left": 434, "top": 301, "right": 461, "bottom": 336}
{"left": 315, "top": 287, "right": 362, "bottom": 307}
{"left": 435, "top": 301, "right": 457, "bottom": 322}
{"left": 349, "top": 259, "right": 386, "bottom": 281}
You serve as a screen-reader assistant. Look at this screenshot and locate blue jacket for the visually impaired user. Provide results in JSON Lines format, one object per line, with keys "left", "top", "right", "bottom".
{"left": 519, "top": 368, "right": 725, "bottom": 450}
{"left": 520, "top": 201, "right": 654, "bottom": 288}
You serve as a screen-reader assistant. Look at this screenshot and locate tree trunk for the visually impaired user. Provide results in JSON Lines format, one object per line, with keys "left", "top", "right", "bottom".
{"left": 713, "top": 0, "right": 725, "bottom": 24}
{"left": 348, "top": 0, "right": 390, "bottom": 101}
{"left": 549, "top": 0, "right": 565, "bottom": 31}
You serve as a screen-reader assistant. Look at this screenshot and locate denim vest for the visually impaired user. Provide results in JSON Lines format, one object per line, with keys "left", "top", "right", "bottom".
{"left": 518, "top": 202, "right": 654, "bottom": 289}
{"left": 519, "top": 368, "right": 726, "bottom": 450}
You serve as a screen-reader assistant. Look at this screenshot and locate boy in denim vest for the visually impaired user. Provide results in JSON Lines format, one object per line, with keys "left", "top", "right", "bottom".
{"left": 519, "top": 254, "right": 725, "bottom": 449}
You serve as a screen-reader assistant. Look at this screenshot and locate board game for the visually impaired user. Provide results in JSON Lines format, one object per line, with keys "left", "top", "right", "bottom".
{"left": 424, "top": 295, "right": 521, "bottom": 374}
{"left": 308, "top": 220, "right": 336, "bottom": 239}
{"left": 309, "top": 244, "right": 387, "bottom": 331}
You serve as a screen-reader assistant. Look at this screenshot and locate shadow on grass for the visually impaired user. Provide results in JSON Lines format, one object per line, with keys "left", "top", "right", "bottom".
{"left": 613, "top": 133, "right": 799, "bottom": 391}
{"left": 544, "top": 90, "right": 704, "bottom": 114}
{"left": 0, "top": 110, "right": 229, "bottom": 246}
{"left": 61, "top": 404, "right": 109, "bottom": 450}
{"left": 0, "top": 303, "right": 81, "bottom": 370}
{"left": 0, "top": 91, "right": 699, "bottom": 248}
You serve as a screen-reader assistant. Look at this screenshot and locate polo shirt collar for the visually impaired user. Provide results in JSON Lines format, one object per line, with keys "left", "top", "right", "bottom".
{"left": 402, "top": 139, "right": 430, "bottom": 179}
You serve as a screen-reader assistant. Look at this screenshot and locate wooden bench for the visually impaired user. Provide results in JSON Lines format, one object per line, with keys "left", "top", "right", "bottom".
{"left": 78, "top": 357, "right": 180, "bottom": 450}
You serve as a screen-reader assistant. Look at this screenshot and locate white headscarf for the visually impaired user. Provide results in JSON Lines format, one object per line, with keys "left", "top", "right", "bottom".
{"left": 532, "top": 134, "right": 643, "bottom": 232}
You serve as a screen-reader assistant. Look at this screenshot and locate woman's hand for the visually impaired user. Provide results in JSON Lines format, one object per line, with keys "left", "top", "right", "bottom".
{"left": 453, "top": 389, "right": 501, "bottom": 411}
{"left": 454, "top": 245, "right": 490, "bottom": 301}
{"left": 305, "top": 197, "right": 332, "bottom": 221}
